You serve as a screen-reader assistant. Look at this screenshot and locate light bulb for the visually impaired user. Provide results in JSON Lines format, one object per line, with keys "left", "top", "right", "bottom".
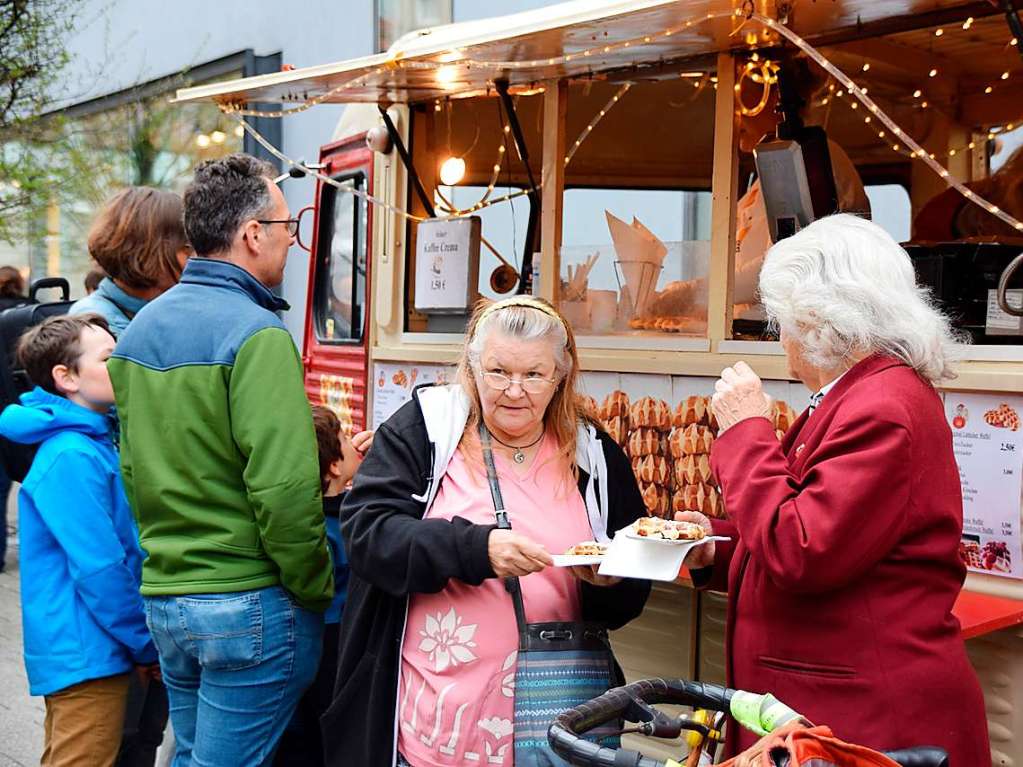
{"left": 196, "top": 134, "right": 211, "bottom": 148}
{"left": 436, "top": 66, "right": 459, "bottom": 89}
{"left": 234, "top": 124, "right": 244, "bottom": 138}
{"left": 439, "top": 156, "right": 466, "bottom": 186}
{"left": 211, "top": 130, "right": 226, "bottom": 144}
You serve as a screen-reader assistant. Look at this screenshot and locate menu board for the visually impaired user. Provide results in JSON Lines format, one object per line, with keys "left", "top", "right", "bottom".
{"left": 413, "top": 217, "right": 481, "bottom": 313}
{"left": 371, "top": 362, "right": 457, "bottom": 428}
{"left": 946, "top": 393, "right": 1023, "bottom": 579}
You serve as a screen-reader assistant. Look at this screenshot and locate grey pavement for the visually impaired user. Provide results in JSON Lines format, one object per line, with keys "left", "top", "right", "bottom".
{"left": 0, "top": 491, "right": 45, "bottom": 767}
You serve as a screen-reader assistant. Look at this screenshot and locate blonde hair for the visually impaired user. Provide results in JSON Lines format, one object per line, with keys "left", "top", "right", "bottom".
{"left": 456, "top": 297, "right": 586, "bottom": 478}
{"left": 760, "top": 214, "right": 963, "bottom": 384}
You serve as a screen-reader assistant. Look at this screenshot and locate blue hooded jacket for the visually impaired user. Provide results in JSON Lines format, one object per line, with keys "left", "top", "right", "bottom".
{"left": 0, "top": 387, "right": 156, "bottom": 696}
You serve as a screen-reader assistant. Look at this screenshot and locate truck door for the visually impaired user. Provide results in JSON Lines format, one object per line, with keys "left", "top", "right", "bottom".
{"left": 302, "top": 136, "right": 373, "bottom": 434}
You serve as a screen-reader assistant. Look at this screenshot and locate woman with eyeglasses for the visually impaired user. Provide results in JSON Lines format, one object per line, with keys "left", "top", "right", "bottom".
{"left": 322, "top": 296, "right": 651, "bottom": 767}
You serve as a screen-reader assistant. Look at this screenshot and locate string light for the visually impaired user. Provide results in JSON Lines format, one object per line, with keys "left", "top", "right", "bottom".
{"left": 963, "top": 17, "right": 974, "bottom": 30}
{"left": 928, "top": 68, "right": 938, "bottom": 77}
{"left": 564, "top": 83, "right": 632, "bottom": 165}
{"left": 736, "top": 59, "right": 779, "bottom": 116}
{"left": 753, "top": 10, "right": 1023, "bottom": 233}
{"left": 832, "top": 79, "right": 1022, "bottom": 161}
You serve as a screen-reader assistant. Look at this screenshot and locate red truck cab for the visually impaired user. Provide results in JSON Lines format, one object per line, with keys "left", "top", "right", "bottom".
{"left": 301, "top": 133, "right": 374, "bottom": 435}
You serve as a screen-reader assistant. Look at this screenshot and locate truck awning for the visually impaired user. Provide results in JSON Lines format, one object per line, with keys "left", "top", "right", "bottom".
{"left": 172, "top": 0, "right": 985, "bottom": 108}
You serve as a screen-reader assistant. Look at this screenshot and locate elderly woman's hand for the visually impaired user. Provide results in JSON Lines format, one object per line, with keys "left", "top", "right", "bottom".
{"left": 488, "top": 529, "right": 553, "bottom": 578}
{"left": 569, "top": 565, "right": 621, "bottom": 588}
{"left": 711, "top": 361, "right": 771, "bottom": 432}
{"left": 675, "top": 511, "right": 715, "bottom": 569}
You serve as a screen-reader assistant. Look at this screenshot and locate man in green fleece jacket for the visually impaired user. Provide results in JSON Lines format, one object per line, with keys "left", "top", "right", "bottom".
{"left": 109, "top": 154, "right": 333, "bottom": 766}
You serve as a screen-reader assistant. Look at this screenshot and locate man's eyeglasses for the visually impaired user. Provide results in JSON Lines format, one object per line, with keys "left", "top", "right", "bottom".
{"left": 257, "top": 219, "right": 300, "bottom": 237}
{"left": 480, "top": 371, "right": 557, "bottom": 394}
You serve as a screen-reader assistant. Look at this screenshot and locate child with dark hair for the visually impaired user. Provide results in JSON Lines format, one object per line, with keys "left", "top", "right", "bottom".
{"left": 274, "top": 405, "right": 368, "bottom": 767}
{"left": 0, "top": 314, "right": 157, "bottom": 766}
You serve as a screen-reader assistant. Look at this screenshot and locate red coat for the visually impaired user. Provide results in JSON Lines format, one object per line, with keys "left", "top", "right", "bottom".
{"left": 707, "top": 354, "right": 990, "bottom": 765}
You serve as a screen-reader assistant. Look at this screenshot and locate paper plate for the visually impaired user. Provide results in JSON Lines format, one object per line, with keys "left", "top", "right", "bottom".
{"left": 598, "top": 533, "right": 730, "bottom": 582}
{"left": 551, "top": 554, "right": 605, "bottom": 567}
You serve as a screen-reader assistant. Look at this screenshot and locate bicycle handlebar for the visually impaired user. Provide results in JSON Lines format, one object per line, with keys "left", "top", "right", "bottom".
{"left": 549, "top": 678, "right": 733, "bottom": 767}
{"left": 547, "top": 678, "right": 949, "bottom": 767}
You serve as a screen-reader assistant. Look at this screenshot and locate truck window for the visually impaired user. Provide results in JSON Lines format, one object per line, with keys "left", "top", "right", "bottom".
{"left": 559, "top": 188, "right": 712, "bottom": 337}
{"left": 865, "top": 184, "right": 911, "bottom": 243}
{"left": 314, "top": 173, "right": 368, "bottom": 343}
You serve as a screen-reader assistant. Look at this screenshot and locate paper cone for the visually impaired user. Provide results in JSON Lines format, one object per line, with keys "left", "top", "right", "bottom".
{"left": 632, "top": 217, "right": 668, "bottom": 266}
{"left": 607, "top": 211, "right": 667, "bottom": 316}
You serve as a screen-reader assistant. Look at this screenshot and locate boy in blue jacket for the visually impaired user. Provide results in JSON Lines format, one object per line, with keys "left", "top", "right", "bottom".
{"left": 0, "top": 314, "right": 157, "bottom": 766}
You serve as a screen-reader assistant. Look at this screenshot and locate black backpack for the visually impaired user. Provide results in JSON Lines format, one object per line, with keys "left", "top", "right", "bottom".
{"left": 0, "top": 278, "right": 75, "bottom": 482}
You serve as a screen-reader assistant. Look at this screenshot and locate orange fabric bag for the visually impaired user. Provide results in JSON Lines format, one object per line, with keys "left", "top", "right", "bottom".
{"left": 720, "top": 724, "right": 903, "bottom": 767}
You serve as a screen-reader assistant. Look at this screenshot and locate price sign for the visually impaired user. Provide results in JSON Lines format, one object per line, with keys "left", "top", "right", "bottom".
{"left": 413, "top": 216, "right": 481, "bottom": 314}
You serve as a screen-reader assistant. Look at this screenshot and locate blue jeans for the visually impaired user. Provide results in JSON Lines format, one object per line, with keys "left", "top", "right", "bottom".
{"left": 145, "top": 586, "right": 323, "bottom": 767}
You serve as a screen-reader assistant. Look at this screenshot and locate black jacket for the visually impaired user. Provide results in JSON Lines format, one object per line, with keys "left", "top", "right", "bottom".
{"left": 321, "top": 392, "right": 651, "bottom": 767}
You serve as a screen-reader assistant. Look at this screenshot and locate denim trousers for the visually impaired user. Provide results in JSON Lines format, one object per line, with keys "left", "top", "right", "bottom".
{"left": 145, "top": 586, "right": 323, "bottom": 767}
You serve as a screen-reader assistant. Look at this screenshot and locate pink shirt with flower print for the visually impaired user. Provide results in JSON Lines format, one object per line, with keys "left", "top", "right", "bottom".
{"left": 397, "top": 436, "right": 591, "bottom": 767}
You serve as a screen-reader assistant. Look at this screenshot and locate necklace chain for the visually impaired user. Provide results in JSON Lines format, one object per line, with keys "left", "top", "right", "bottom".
{"left": 488, "top": 428, "right": 544, "bottom": 464}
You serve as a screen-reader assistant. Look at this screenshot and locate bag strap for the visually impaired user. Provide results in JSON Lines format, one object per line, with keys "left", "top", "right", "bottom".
{"left": 478, "top": 423, "right": 529, "bottom": 638}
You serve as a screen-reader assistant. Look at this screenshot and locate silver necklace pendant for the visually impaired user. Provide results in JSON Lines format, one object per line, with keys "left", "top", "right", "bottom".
{"left": 514, "top": 449, "right": 526, "bottom": 464}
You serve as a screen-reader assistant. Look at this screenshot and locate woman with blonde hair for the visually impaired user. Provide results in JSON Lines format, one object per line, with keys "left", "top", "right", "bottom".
{"left": 679, "top": 214, "right": 989, "bottom": 764}
{"left": 71, "top": 187, "right": 191, "bottom": 335}
{"left": 324, "top": 296, "right": 650, "bottom": 767}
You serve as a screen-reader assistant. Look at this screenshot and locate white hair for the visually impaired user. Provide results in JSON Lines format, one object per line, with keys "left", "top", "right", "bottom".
{"left": 758, "top": 213, "right": 963, "bottom": 384}
{"left": 465, "top": 305, "right": 572, "bottom": 376}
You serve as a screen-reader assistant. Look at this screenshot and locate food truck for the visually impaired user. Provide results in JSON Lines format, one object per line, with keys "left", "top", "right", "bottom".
{"left": 175, "top": 1, "right": 1023, "bottom": 761}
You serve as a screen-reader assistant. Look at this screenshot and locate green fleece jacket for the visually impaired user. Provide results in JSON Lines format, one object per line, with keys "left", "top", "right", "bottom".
{"left": 108, "top": 258, "right": 333, "bottom": 611}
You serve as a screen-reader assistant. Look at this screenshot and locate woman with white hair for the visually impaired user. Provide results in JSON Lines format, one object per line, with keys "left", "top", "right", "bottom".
{"left": 680, "top": 214, "right": 989, "bottom": 764}
{"left": 323, "top": 296, "right": 650, "bottom": 767}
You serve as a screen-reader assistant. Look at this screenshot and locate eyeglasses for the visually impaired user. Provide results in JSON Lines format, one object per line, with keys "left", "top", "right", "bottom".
{"left": 480, "top": 371, "right": 557, "bottom": 394}
{"left": 257, "top": 218, "right": 300, "bottom": 237}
